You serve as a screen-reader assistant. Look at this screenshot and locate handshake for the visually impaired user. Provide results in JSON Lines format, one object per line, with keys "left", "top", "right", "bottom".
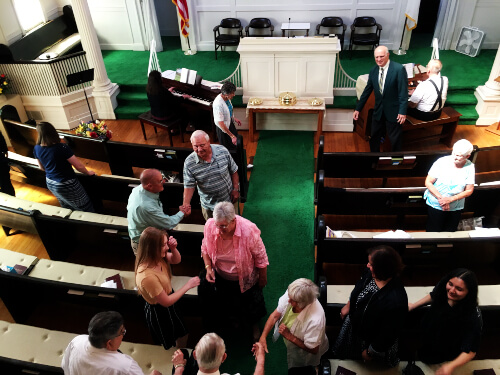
{"left": 179, "top": 204, "right": 191, "bottom": 216}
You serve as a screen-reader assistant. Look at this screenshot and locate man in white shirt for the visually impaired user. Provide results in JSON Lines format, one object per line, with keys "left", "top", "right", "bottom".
{"left": 62, "top": 311, "right": 161, "bottom": 375}
{"left": 408, "top": 59, "right": 449, "bottom": 121}
{"left": 171, "top": 333, "right": 265, "bottom": 375}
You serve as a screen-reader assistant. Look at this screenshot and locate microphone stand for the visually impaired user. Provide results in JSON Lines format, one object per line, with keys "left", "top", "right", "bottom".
{"left": 288, "top": 18, "right": 291, "bottom": 38}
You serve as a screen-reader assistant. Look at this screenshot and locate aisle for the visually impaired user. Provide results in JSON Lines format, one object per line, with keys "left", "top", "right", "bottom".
{"left": 231, "top": 130, "right": 316, "bottom": 375}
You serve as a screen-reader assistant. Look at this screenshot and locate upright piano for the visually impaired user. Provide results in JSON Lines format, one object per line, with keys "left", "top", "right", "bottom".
{"left": 161, "top": 76, "right": 221, "bottom": 133}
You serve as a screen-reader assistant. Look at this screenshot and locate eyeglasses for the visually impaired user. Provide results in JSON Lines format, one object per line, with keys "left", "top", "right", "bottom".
{"left": 216, "top": 219, "right": 234, "bottom": 229}
{"left": 114, "top": 328, "right": 126, "bottom": 338}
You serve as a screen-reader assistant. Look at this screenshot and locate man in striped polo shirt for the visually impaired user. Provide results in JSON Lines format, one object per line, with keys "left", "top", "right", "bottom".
{"left": 182, "top": 130, "right": 239, "bottom": 220}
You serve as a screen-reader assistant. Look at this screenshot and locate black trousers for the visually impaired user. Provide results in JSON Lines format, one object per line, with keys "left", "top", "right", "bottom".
{"left": 426, "top": 205, "right": 462, "bottom": 232}
{"left": 216, "top": 120, "right": 238, "bottom": 151}
{"left": 407, "top": 107, "right": 442, "bottom": 121}
{"left": 369, "top": 114, "right": 402, "bottom": 152}
{"left": 0, "top": 161, "right": 15, "bottom": 196}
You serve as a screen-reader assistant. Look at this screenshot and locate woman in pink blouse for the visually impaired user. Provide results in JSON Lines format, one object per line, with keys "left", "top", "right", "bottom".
{"left": 201, "top": 201, "right": 269, "bottom": 340}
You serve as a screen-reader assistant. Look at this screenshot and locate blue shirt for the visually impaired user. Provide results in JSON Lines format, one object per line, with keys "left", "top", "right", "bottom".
{"left": 33, "top": 143, "right": 76, "bottom": 182}
{"left": 424, "top": 156, "right": 475, "bottom": 211}
{"left": 127, "top": 185, "right": 184, "bottom": 242}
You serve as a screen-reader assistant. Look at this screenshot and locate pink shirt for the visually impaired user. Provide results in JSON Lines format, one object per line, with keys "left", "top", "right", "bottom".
{"left": 202, "top": 215, "right": 269, "bottom": 292}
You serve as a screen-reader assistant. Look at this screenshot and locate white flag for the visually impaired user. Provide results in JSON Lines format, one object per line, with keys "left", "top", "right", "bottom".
{"left": 405, "top": 0, "right": 420, "bottom": 30}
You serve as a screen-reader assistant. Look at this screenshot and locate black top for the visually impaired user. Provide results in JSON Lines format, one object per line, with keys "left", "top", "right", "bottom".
{"left": 349, "top": 269, "right": 408, "bottom": 353}
{"left": 147, "top": 87, "right": 178, "bottom": 120}
{"left": 0, "top": 131, "right": 7, "bottom": 160}
{"left": 419, "top": 282, "right": 482, "bottom": 363}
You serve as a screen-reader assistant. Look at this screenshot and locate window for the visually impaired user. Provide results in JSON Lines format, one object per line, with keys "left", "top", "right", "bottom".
{"left": 12, "top": 0, "right": 45, "bottom": 33}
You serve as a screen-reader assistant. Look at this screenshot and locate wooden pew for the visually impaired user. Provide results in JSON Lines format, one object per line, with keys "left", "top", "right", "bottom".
{"left": 316, "top": 179, "right": 500, "bottom": 230}
{"left": 0, "top": 249, "right": 198, "bottom": 345}
{"left": 315, "top": 135, "right": 480, "bottom": 190}
{"left": 31, "top": 210, "right": 204, "bottom": 271}
{"left": 3, "top": 120, "right": 249, "bottom": 202}
{"left": 6, "top": 154, "right": 202, "bottom": 217}
{"left": 106, "top": 135, "right": 248, "bottom": 202}
{"left": 316, "top": 215, "right": 500, "bottom": 280}
{"left": 0, "top": 320, "right": 176, "bottom": 375}
{"left": 321, "top": 359, "right": 500, "bottom": 375}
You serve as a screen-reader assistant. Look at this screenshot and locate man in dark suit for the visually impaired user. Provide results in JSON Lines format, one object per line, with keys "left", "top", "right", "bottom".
{"left": 353, "top": 46, "right": 408, "bottom": 152}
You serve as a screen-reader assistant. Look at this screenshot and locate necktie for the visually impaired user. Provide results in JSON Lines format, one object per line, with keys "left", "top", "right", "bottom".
{"left": 379, "top": 67, "right": 384, "bottom": 93}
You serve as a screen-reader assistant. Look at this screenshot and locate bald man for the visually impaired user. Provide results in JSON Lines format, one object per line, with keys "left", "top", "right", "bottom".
{"left": 127, "top": 169, "right": 189, "bottom": 254}
{"left": 353, "top": 46, "right": 408, "bottom": 152}
{"left": 408, "top": 59, "right": 448, "bottom": 121}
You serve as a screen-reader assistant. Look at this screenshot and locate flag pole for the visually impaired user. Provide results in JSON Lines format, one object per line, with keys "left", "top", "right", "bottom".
{"left": 393, "top": 17, "right": 408, "bottom": 56}
{"left": 184, "top": 34, "right": 196, "bottom": 55}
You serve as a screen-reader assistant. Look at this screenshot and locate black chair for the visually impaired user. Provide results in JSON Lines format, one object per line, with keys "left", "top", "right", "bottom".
{"left": 213, "top": 18, "right": 243, "bottom": 60}
{"left": 349, "top": 16, "right": 382, "bottom": 59}
{"left": 315, "top": 17, "right": 346, "bottom": 50}
{"left": 245, "top": 18, "right": 274, "bottom": 37}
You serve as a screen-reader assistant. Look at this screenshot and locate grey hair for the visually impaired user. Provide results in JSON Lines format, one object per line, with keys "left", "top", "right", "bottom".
{"left": 288, "top": 278, "right": 319, "bottom": 309}
{"left": 221, "top": 81, "right": 236, "bottom": 95}
{"left": 88, "top": 311, "right": 124, "bottom": 349}
{"left": 213, "top": 201, "right": 236, "bottom": 223}
{"left": 195, "top": 333, "right": 226, "bottom": 370}
{"left": 190, "top": 130, "right": 210, "bottom": 143}
{"left": 427, "top": 59, "right": 442, "bottom": 74}
{"left": 453, "top": 139, "right": 473, "bottom": 157}
{"left": 375, "top": 45, "right": 389, "bottom": 56}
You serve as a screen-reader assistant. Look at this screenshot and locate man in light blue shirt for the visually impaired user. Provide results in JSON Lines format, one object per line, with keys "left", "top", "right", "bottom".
{"left": 127, "top": 169, "right": 188, "bottom": 254}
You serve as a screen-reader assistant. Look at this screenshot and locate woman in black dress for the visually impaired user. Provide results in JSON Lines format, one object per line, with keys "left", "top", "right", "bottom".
{"left": 333, "top": 245, "right": 408, "bottom": 367}
{"left": 409, "top": 269, "right": 482, "bottom": 375}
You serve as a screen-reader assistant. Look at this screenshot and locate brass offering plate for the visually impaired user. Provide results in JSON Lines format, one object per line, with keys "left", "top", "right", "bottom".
{"left": 308, "top": 98, "right": 323, "bottom": 106}
{"left": 279, "top": 92, "right": 297, "bottom": 106}
{"left": 248, "top": 97, "right": 263, "bottom": 105}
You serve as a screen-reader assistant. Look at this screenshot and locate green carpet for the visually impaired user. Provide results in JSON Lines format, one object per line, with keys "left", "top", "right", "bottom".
{"left": 103, "top": 34, "right": 497, "bottom": 123}
{"left": 219, "top": 130, "right": 315, "bottom": 375}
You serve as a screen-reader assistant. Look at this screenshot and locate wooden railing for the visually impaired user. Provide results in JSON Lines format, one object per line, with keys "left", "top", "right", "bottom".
{"left": 0, "top": 51, "right": 89, "bottom": 97}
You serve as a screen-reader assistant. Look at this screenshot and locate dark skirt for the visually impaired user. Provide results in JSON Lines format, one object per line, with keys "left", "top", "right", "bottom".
{"left": 144, "top": 301, "right": 188, "bottom": 350}
{"left": 46, "top": 177, "right": 94, "bottom": 212}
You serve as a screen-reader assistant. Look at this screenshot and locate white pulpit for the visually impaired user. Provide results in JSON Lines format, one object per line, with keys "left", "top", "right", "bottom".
{"left": 237, "top": 37, "right": 340, "bottom": 104}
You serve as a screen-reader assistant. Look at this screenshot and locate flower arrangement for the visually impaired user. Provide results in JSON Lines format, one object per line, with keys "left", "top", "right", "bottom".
{"left": 0, "top": 74, "right": 10, "bottom": 94}
{"left": 75, "top": 119, "right": 112, "bottom": 140}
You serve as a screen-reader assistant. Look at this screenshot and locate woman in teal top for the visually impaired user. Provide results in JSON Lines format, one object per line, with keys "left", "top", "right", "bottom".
{"left": 424, "top": 139, "right": 475, "bottom": 232}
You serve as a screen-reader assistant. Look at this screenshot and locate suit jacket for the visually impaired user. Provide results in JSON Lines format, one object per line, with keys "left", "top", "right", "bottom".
{"left": 356, "top": 61, "right": 408, "bottom": 122}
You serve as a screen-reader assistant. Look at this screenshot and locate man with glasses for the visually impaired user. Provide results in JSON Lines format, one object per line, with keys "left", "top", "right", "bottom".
{"left": 128, "top": 168, "right": 189, "bottom": 255}
{"left": 62, "top": 311, "right": 162, "bottom": 375}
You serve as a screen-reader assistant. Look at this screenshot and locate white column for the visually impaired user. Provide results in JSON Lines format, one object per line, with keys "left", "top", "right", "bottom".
{"left": 475, "top": 45, "right": 500, "bottom": 126}
{"left": 71, "top": 0, "right": 120, "bottom": 119}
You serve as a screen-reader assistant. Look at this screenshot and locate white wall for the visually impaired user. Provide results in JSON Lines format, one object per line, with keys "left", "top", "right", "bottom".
{"left": 155, "top": 0, "right": 179, "bottom": 36}
{"left": 87, "top": 0, "right": 145, "bottom": 51}
{"left": 189, "top": 0, "right": 409, "bottom": 51}
{"left": 466, "top": 0, "right": 500, "bottom": 49}
{"left": 0, "top": 3, "right": 22, "bottom": 45}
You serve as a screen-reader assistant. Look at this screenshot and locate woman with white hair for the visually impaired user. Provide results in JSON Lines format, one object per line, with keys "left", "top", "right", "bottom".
{"left": 424, "top": 139, "right": 475, "bottom": 232}
{"left": 258, "top": 278, "right": 328, "bottom": 375}
{"left": 201, "top": 201, "right": 269, "bottom": 340}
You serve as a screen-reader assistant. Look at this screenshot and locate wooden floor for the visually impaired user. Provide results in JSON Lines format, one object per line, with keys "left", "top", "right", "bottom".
{"left": 1, "top": 120, "right": 500, "bottom": 324}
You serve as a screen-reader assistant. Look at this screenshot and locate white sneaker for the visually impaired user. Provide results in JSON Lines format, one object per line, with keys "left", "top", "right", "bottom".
{"left": 247, "top": 163, "right": 253, "bottom": 170}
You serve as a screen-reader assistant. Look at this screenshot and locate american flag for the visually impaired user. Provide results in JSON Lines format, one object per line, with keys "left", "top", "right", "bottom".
{"left": 172, "top": 0, "right": 190, "bottom": 37}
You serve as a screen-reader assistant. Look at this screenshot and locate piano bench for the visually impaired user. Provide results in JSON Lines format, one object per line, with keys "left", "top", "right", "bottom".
{"left": 138, "top": 111, "right": 184, "bottom": 146}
